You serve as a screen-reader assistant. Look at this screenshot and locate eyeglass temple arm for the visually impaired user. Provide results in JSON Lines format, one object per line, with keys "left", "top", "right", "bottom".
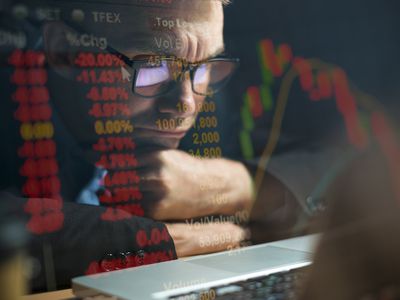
{"left": 105, "top": 45, "right": 134, "bottom": 68}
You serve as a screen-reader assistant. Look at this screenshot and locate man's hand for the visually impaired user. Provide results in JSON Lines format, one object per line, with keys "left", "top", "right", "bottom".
{"left": 165, "top": 222, "right": 249, "bottom": 257}
{"left": 136, "top": 149, "right": 254, "bottom": 220}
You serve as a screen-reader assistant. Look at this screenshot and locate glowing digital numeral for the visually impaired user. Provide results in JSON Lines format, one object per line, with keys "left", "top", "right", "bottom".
{"left": 189, "top": 147, "right": 222, "bottom": 158}
{"left": 94, "top": 120, "right": 134, "bottom": 135}
{"left": 20, "top": 122, "right": 54, "bottom": 140}
{"left": 192, "top": 131, "right": 220, "bottom": 145}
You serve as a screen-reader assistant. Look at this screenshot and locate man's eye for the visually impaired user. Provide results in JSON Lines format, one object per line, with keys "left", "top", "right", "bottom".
{"left": 136, "top": 62, "right": 170, "bottom": 87}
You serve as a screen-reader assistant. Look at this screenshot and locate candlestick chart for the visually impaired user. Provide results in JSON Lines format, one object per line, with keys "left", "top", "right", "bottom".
{"left": 239, "top": 39, "right": 400, "bottom": 201}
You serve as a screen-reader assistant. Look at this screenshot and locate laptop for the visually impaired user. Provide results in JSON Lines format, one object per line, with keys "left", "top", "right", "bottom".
{"left": 72, "top": 234, "right": 319, "bottom": 299}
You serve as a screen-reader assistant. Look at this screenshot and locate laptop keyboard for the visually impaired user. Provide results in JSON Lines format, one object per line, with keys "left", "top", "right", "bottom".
{"left": 168, "top": 267, "right": 309, "bottom": 300}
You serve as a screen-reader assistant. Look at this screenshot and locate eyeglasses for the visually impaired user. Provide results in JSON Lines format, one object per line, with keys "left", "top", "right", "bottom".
{"left": 61, "top": 21, "right": 239, "bottom": 98}
{"left": 106, "top": 47, "right": 239, "bottom": 98}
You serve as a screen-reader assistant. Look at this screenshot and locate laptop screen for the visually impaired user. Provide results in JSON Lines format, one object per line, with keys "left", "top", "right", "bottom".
{"left": 0, "top": 0, "right": 399, "bottom": 293}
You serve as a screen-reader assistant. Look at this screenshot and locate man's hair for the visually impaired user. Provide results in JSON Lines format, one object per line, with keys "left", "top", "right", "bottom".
{"left": 220, "top": 0, "right": 231, "bottom": 5}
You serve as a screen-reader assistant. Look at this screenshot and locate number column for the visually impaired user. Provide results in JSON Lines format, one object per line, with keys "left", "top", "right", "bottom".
{"left": 74, "top": 51, "right": 144, "bottom": 220}
{"left": 9, "top": 49, "right": 64, "bottom": 234}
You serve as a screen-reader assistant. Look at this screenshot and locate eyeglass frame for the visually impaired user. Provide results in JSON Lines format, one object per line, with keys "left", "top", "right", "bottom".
{"left": 105, "top": 46, "right": 240, "bottom": 98}
{"left": 58, "top": 20, "right": 240, "bottom": 98}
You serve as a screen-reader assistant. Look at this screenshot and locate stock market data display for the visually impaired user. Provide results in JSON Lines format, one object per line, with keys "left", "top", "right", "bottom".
{"left": 1, "top": 0, "right": 400, "bottom": 294}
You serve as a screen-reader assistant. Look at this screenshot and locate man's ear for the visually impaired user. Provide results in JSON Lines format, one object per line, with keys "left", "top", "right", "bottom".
{"left": 42, "top": 22, "right": 77, "bottom": 79}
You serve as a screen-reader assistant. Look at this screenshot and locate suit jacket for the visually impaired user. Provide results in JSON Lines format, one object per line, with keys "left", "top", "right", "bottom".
{"left": 0, "top": 93, "right": 177, "bottom": 292}
{"left": 0, "top": 13, "right": 177, "bottom": 293}
{"left": 0, "top": 191, "right": 177, "bottom": 292}
{"left": 0, "top": 125, "right": 177, "bottom": 292}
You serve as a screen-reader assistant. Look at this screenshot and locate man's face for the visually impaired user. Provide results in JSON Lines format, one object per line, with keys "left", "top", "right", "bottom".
{"left": 46, "top": 1, "right": 225, "bottom": 151}
{"left": 104, "top": 2, "right": 225, "bottom": 149}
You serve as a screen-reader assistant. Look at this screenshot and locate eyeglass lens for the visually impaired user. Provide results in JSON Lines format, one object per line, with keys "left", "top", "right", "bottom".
{"left": 133, "top": 59, "right": 236, "bottom": 97}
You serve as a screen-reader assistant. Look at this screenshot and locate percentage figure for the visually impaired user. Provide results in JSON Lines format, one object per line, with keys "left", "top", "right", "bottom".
{"left": 86, "top": 87, "right": 130, "bottom": 101}
{"left": 96, "top": 153, "right": 138, "bottom": 169}
{"left": 93, "top": 137, "right": 136, "bottom": 152}
{"left": 74, "top": 52, "right": 125, "bottom": 68}
{"left": 76, "top": 69, "right": 124, "bottom": 84}
{"left": 89, "top": 103, "right": 131, "bottom": 118}
{"left": 94, "top": 120, "right": 134, "bottom": 135}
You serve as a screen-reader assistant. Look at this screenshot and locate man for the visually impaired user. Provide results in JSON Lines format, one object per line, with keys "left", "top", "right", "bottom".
{"left": 43, "top": 0, "right": 254, "bottom": 253}
{"left": 0, "top": 0, "right": 260, "bottom": 292}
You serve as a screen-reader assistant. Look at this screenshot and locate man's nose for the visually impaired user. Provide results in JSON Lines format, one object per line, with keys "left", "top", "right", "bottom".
{"left": 157, "top": 75, "right": 197, "bottom": 117}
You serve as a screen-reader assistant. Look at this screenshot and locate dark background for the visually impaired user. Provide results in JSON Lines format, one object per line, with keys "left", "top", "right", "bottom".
{"left": 192, "top": 0, "right": 400, "bottom": 159}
